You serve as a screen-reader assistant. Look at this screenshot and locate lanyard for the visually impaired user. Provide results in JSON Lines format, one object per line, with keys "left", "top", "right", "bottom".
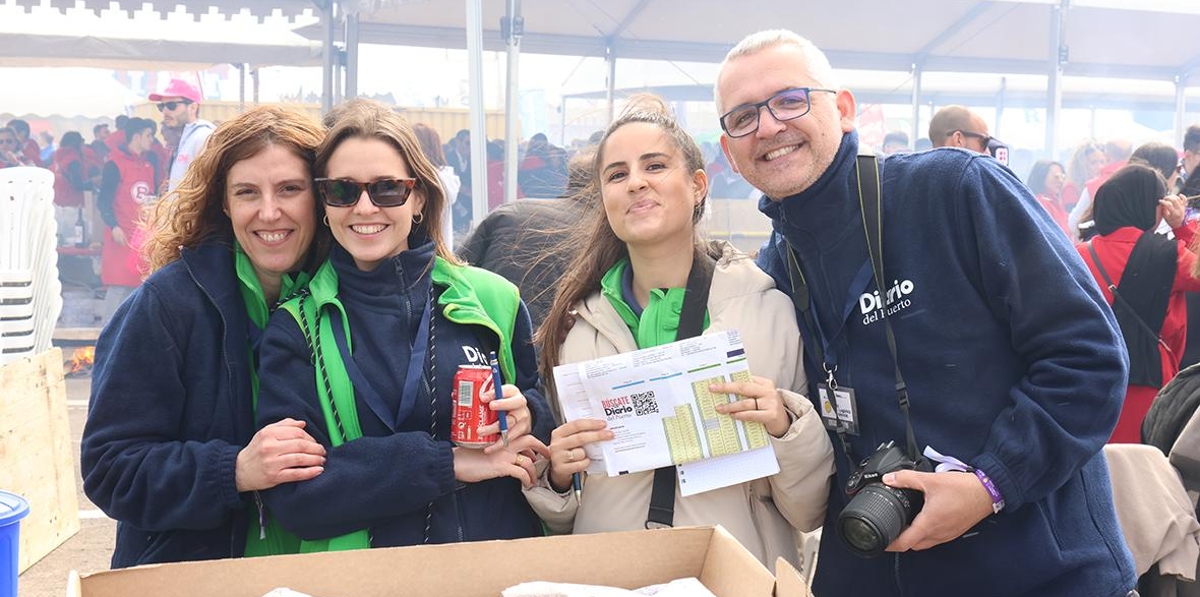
{"left": 784, "top": 154, "right": 922, "bottom": 462}
{"left": 786, "top": 254, "right": 874, "bottom": 372}
{"left": 329, "top": 291, "right": 433, "bottom": 432}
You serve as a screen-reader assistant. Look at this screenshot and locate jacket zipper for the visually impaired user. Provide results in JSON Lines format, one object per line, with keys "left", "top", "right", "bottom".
{"left": 182, "top": 255, "right": 240, "bottom": 555}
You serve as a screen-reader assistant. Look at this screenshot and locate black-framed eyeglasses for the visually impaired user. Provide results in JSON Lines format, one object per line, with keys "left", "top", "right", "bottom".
{"left": 315, "top": 177, "right": 419, "bottom": 208}
{"left": 719, "top": 87, "right": 837, "bottom": 138}
{"left": 950, "top": 130, "right": 993, "bottom": 147}
{"left": 156, "top": 100, "right": 192, "bottom": 112}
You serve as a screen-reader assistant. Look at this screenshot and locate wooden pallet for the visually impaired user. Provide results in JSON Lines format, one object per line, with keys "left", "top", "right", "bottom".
{"left": 0, "top": 347, "right": 80, "bottom": 573}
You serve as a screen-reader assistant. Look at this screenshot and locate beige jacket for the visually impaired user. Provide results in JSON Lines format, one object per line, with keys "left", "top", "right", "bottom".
{"left": 1105, "top": 444, "right": 1200, "bottom": 580}
{"left": 524, "top": 242, "right": 835, "bottom": 567}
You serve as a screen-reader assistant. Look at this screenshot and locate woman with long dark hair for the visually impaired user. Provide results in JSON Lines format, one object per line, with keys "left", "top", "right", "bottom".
{"left": 524, "top": 97, "right": 833, "bottom": 567}
{"left": 1076, "top": 163, "right": 1200, "bottom": 443}
{"left": 1027, "top": 159, "right": 1069, "bottom": 236}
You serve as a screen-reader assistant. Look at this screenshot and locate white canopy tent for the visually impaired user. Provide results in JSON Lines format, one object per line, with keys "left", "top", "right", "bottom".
{"left": 0, "top": 1, "right": 324, "bottom": 114}
{"left": 294, "top": 0, "right": 1200, "bottom": 222}
{"left": 0, "top": 67, "right": 142, "bottom": 118}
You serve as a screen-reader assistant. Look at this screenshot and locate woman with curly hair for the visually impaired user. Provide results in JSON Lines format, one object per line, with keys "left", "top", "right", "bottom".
{"left": 82, "top": 106, "right": 331, "bottom": 567}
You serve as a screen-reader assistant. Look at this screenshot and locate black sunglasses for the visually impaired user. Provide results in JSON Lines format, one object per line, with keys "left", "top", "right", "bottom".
{"left": 315, "top": 177, "right": 418, "bottom": 208}
{"left": 156, "top": 100, "right": 192, "bottom": 112}
{"left": 951, "top": 130, "right": 993, "bottom": 146}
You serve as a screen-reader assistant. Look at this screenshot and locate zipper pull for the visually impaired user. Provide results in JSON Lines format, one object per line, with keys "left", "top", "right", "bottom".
{"left": 253, "top": 491, "right": 266, "bottom": 540}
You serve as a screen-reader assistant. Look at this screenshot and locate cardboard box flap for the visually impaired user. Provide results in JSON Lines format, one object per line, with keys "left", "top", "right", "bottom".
{"left": 72, "top": 526, "right": 776, "bottom": 597}
{"left": 774, "top": 557, "right": 814, "bottom": 597}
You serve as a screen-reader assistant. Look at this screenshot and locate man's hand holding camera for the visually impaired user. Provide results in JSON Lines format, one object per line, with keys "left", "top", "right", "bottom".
{"left": 882, "top": 469, "right": 996, "bottom": 552}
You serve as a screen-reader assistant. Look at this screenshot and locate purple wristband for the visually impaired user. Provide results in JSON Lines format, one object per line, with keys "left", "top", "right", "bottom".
{"left": 974, "top": 468, "right": 1005, "bottom": 514}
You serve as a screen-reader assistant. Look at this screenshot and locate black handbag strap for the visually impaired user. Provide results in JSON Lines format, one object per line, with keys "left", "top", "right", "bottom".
{"left": 646, "top": 248, "right": 715, "bottom": 529}
{"left": 1086, "top": 241, "right": 1173, "bottom": 355}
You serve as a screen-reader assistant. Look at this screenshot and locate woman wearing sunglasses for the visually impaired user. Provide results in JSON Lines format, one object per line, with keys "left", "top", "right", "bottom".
{"left": 523, "top": 96, "right": 834, "bottom": 568}
{"left": 256, "top": 99, "right": 551, "bottom": 551}
{"left": 82, "top": 106, "right": 331, "bottom": 567}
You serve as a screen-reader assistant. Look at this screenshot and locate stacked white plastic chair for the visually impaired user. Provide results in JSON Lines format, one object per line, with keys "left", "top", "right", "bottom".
{"left": 0, "top": 167, "right": 61, "bottom": 366}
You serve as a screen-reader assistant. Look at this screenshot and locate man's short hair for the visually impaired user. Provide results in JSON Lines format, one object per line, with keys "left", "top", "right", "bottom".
{"left": 1130, "top": 142, "right": 1178, "bottom": 181}
{"left": 124, "top": 117, "right": 155, "bottom": 140}
{"left": 928, "top": 106, "right": 975, "bottom": 147}
{"left": 93, "top": 123, "right": 109, "bottom": 136}
{"left": 884, "top": 131, "right": 909, "bottom": 148}
{"left": 7, "top": 119, "right": 29, "bottom": 137}
{"left": 1185, "top": 125, "right": 1200, "bottom": 153}
{"left": 714, "top": 29, "right": 839, "bottom": 113}
{"left": 1105, "top": 139, "right": 1133, "bottom": 162}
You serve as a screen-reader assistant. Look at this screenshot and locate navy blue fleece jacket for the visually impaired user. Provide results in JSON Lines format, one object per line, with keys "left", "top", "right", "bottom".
{"left": 756, "top": 132, "right": 1135, "bottom": 596}
{"left": 256, "top": 242, "right": 550, "bottom": 546}
{"left": 81, "top": 243, "right": 254, "bottom": 568}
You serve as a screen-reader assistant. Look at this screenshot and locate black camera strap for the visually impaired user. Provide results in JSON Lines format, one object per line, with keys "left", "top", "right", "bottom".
{"left": 646, "top": 247, "right": 715, "bottom": 530}
{"left": 784, "top": 154, "right": 921, "bottom": 463}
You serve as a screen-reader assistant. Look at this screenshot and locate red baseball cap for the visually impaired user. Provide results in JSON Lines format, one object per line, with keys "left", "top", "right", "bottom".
{"left": 149, "top": 79, "right": 202, "bottom": 103}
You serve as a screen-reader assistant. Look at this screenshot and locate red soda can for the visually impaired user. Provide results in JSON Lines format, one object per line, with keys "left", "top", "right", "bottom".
{"left": 452, "top": 365, "right": 499, "bottom": 448}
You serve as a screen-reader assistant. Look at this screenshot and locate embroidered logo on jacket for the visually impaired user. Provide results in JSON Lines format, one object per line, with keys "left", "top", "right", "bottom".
{"left": 859, "top": 278, "right": 916, "bottom": 325}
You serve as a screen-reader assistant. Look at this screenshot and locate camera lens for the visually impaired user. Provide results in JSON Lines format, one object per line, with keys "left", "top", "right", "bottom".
{"left": 836, "top": 484, "right": 922, "bottom": 558}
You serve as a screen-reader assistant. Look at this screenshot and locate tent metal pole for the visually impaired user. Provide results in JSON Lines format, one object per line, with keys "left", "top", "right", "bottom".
{"left": 466, "top": 0, "right": 489, "bottom": 227}
{"left": 606, "top": 42, "right": 616, "bottom": 123}
{"left": 503, "top": 0, "right": 522, "bottom": 205}
{"left": 1176, "top": 75, "right": 1188, "bottom": 147}
{"left": 252, "top": 68, "right": 260, "bottom": 104}
{"left": 996, "top": 76, "right": 1006, "bottom": 139}
{"left": 345, "top": 11, "right": 359, "bottom": 100}
{"left": 321, "top": 0, "right": 334, "bottom": 115}
{"left": 238, "top": 63, "right": 246, "bottom": 113}
{"left": 910, "top": 62, "right": 922, "bottom": 148}
{"left": 560, "top": 97, "right": 567, "bottom": 147}
{"left": 1046, "top": 0, "right": 1067, "bottom": 157}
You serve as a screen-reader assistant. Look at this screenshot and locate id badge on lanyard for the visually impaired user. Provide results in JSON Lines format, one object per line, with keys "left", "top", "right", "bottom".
{"left": 816, "top": 363, "right": 860, "bottom": 435}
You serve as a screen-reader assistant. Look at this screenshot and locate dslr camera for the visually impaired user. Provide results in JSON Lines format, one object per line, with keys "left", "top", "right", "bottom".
{"left": 836, "top": 441, "right": 931, "bottom": 557}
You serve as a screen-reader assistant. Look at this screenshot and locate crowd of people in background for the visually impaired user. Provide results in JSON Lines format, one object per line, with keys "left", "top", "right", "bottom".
{"left": 11, "top": 31, "right": 1200, "bottom": 595}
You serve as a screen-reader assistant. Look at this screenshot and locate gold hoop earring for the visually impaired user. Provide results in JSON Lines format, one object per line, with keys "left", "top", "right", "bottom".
{"left": 412, "top": 212, "right": 424, "bottom": 225}
{"left": 322, "top": 214, "right": 329, "bottom": 226}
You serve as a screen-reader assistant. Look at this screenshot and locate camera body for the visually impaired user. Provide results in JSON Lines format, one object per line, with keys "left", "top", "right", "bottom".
{"left": 836, "top": 441, "right": 931, "bottom": 558}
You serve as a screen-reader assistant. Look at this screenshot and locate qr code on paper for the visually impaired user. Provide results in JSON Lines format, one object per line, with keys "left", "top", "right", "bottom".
{"left": 631, "top": 391, "right": 659, "bottom": 416}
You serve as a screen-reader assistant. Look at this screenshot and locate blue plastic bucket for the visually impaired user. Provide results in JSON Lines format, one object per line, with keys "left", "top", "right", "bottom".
{"left": 0, "top": 491, "right": 30, "bottom": 597}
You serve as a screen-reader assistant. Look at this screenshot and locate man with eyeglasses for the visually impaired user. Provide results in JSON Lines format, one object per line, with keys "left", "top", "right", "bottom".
{"left": 148, "top": 78, "right": 214, "bottom": 192}
{"left": 716, "top": 29, "right": 1135, "bottom": 597}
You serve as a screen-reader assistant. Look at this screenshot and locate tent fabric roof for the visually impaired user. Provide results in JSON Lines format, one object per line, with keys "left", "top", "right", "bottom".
{"left": 12, "top": 0, "right": 315, "bottom": 21}
{"left": 0, "top": 4, "right": 323, "bottom": 70}
{"left": 0, "top": 32, "right": 323, "bottom": 70}
{"left": 307, "top": 0, "right": 1200, "bottom": 83}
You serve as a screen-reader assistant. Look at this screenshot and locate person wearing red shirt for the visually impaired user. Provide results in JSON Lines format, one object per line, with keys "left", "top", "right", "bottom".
{"left": 97, "top": 117, "right": 157, "bottom": 322}
{"left": 1026, "top": 159, "right": 1070, "bottom": 237}
{"left": 1077, "top": 163, "right": 1200, "bottom": 443}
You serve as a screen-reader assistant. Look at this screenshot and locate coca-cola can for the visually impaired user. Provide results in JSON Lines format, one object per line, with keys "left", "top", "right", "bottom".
{"left": 452, "top": 365, "right": 499, "bottom": 448}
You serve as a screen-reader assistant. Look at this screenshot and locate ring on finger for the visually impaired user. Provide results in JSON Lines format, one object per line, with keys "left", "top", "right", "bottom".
{"left": 753, "top": 398, "right": 759, "bottom": 410}
{"left": 515, "top": 454, "right": 525, "bottom": 466}
{"left": 566, "top": 448, "right": 575, "bottom": 463}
